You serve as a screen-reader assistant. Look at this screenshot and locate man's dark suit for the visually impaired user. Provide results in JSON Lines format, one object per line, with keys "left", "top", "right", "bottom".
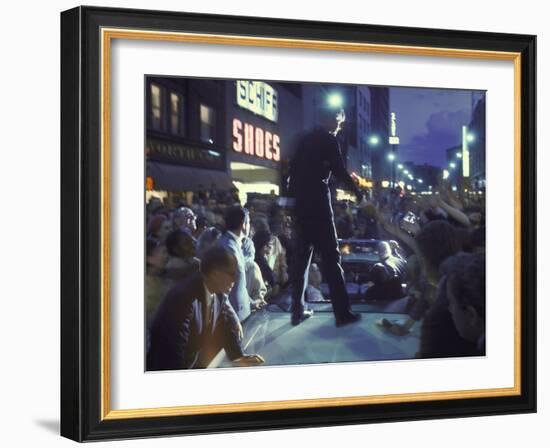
{"left": 288, "top": 127, "right": 361, "bottom": 320}
{"left": 147, "top": 272, "right": 244, "bottom": 370}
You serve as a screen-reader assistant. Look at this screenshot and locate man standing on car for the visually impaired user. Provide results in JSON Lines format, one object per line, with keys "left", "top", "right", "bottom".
{"left": 287, "top": 102, "right": 363, "bottom": 327}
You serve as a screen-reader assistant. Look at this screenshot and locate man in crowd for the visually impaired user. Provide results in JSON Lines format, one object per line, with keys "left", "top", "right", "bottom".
{"left": 217, "top": 206, "right": 254, "bottom": 321}
{"left": 147, "top": 246, "right": 264, "bottom": 370}
{"left": 287, "top": 104, "right": 363, "bottom": 327}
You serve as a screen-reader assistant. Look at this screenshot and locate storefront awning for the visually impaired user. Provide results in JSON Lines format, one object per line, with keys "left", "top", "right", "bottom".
{"left": 146, "top": 161, "right": 233, "bottom": 192}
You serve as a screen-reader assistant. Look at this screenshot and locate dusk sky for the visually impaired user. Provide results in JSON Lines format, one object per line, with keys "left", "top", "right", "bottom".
{"left": 389, "top": 87, "right": 483, "bottom": 168}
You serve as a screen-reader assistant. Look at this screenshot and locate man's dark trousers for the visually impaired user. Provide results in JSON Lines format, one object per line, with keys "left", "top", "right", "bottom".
{"left": 291, "top": 216, "right": 352, "bottom": 320}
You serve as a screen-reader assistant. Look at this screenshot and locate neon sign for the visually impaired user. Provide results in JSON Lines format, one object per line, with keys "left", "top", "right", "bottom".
{"left": 236, "top": 80, "right": 278, "bottom": 123}
{"left": 232, "top": 118, "right": 281, "bottom": 162}
{"left": 389, "top": 112, "right": 400, "bottom": 145}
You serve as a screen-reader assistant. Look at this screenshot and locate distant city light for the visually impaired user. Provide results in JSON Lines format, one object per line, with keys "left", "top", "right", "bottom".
{"left": 387, "top": 153, "right": 396, "bottom": 161}
{"left": 327, "top": 93, "right": 343, "bottom": 108}
{"left": 452, "top": 185, "right": 458, "bottom": 192}
{"left": 381, "top": 180, "right": 390, "bottom": 188}
{"left": 408, "top": 174, "right": 414, "bottom": 180}
{"left": 369, "top": 135, "right": 380, "bottom": 146}
{"left": 443, "top": 169, "right": 450, "bottom": 180}
{"left": 466, "top": 133, "right": 476, "bottom": 143}
{"left": 456, "top": 152, "right": 463, "bottom": 158}
{"left": 397, "top": 164, "right": 404, "bottom": 170}
{"left": 450, "top": 162, "right": 456, "bottom": 169}
{"left": 404, "top": 170, "right": 409, "bottom": 175}
{"left": 418, "top": 179, "right": 423, "bottom": 183}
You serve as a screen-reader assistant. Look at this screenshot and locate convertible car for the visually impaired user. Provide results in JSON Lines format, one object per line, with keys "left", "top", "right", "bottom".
{"left": 314, "top": 238, "right": 407, "bottom": 302}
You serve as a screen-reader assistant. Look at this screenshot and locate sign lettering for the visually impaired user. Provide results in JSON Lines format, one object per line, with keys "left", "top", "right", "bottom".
{"left": 232, "top": 118, "right": 280, "bottom": 162}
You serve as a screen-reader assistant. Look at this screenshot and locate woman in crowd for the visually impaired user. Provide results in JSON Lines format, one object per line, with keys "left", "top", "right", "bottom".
{"left": 147, "top": 214, "right": 172, "bottom": 243}
{"left": 241, "top": 236, "right": 268, "bottom": 309}
{"left": 364, "top": 240, "right": 407, "bottom": 302}
{"left": 253, "top": 229, "right": 276, "bottom": 290}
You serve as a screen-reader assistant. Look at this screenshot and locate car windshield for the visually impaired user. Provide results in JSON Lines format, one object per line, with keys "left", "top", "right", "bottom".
{"left": 340, "top": 240, "right": 381, "bottom": 262}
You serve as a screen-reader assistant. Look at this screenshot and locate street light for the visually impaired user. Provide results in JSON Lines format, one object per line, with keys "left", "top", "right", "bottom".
{"left": 397, "top": 164, "right": 403, "bottom": 170}
{"left": 450, "top": 162, "right": 456, "bottom": 169}
{"left": 418, "top": 179, "right": 423, "bottom": 183}
{"left": 456, "top": 152, "right": 463, "bottom": 158}
{"left": 369, "top": 135, "right": 380, "bottom": 146}
{"left": 404, "top": 170, "right": 409, "bottom": 175}
{"left": 466, "top": 133, "right": 476, "bottom": 143}
{"left": 327, "top": 93, "right": 343, "bottom": 108}
{"left": 387, "top": 153, "right": 395, "bottom": 161}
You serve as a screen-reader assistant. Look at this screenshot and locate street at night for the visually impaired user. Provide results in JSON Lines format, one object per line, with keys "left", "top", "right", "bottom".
{"left": 144, "top": 77, "right": 486, "bottom": 371}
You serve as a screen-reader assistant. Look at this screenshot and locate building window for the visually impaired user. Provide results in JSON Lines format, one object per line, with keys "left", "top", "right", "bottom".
{"left": 170, "top": 92, "right": 184, "bottom": 136}
{"left": 150, "top": 84, "right": 163, "bottom": 131}
{"left": 200, "top": 103, "right": 216, "bottom": 144}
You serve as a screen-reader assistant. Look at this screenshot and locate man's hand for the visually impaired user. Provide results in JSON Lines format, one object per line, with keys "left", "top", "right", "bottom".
{"left": 233, "top": 354, "right": 265, "bottom": 367}
{"left": 377, "top": 318, "right": 410, "bottom": 336}
{"left": 235, "top": 321, "right": 244, "bottom": 342}
{"left": 252, "top": 299, "right": 268, "bottom": 311}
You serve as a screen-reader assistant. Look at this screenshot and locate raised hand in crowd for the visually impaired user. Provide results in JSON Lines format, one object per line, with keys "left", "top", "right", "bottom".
{"left": 432, "top": 191, "right": 472, "bottom": 228}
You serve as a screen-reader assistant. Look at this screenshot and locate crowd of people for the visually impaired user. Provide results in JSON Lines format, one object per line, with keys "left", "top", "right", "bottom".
{"left": 144, "top": 178, "right": 486, "bottom": 370}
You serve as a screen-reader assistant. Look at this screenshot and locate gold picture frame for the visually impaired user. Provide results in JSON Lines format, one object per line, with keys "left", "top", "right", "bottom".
{"left": 61, "top": 5, "right": 536, "bottom": 441}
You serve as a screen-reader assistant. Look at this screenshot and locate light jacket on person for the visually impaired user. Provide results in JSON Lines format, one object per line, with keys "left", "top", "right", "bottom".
{"left": 217, "top": 231, "right": 252, "bottom": 321}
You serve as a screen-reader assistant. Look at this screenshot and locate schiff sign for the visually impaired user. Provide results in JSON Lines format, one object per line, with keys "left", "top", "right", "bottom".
{"left": 236, "top": 80, "right": 278, "bottom": 123}
{"left": 232, "top": 118, "right": 281, "bottom": 162}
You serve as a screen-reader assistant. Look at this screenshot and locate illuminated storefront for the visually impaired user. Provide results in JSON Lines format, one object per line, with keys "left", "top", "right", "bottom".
{"left": 145, "top": 77, "right": 232, "bottom": 206}
{"left": 226, "top": 79, "right": 303, "bottom": 201}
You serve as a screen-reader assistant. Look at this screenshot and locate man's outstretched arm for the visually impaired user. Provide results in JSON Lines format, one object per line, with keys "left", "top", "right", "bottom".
{"left": 326, "top": 135, "right": 362, "bottom": 198}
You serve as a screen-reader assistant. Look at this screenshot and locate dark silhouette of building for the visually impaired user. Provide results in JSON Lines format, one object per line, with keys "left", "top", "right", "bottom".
{"left": 369, "top": 87, "right": 391, "bottom": 183}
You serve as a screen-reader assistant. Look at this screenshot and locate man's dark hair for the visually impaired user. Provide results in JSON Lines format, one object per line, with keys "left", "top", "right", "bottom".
{"left": 200, "top": 246, "right": 237, "bottom": 276}
{"left": 318, "top": 105, "right": 345, "bottom": 123}
{"left": 415, "top": 220, "right": 461, "bottom": 272}
{"left": 224, "top": 206, "right": 249, "bottom": 232}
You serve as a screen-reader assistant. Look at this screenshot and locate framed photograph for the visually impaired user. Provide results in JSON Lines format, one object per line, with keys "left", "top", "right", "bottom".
{"left": 60, "top": 6, "right": 536, "bottom": 442}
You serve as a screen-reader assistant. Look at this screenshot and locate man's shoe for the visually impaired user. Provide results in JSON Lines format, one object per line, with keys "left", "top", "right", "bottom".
{"left": 291, "top": 309, "right": 314, "bottom": 326}
{"left": 335, "top": 312, "right": 362, "bottom": 328}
